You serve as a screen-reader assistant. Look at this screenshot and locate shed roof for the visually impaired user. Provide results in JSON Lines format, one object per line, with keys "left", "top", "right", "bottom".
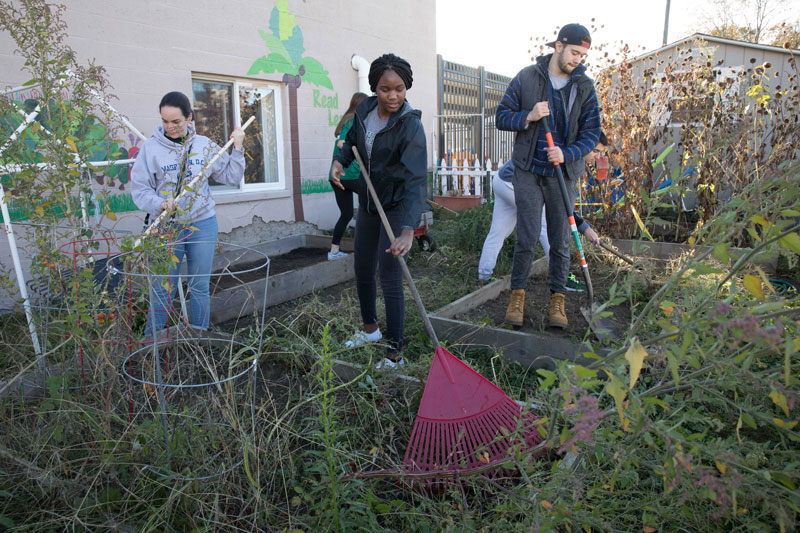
{"left": 631, "top": 33, "right": 800, "bottom": 63}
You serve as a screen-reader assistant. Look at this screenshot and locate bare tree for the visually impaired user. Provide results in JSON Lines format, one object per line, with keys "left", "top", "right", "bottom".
{"left": 700, "top": 0, "right": 789, "bottom": 43}
{"left": 769, "top": 20, "right": 800, "bottom": 49}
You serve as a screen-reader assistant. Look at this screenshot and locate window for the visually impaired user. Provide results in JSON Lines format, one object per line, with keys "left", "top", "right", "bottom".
{"left": 667, "top": 72, "right": 715, "bottom": 125}
{"left": 648, "top": 70, "right": 714, "bottom": 128}
{"left": 192, "top": 76, "right": 285, "bottom": 191}
{"left": 715, "top": 66, "right": 744, "bottom": 104}
{"left": 649, "top": 44, "right": 720, "bottom": 128}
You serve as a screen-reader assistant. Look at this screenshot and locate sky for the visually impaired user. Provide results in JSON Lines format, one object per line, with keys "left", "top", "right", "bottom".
{"left": 436, "top": 0, "right": 800, "bottom": 77}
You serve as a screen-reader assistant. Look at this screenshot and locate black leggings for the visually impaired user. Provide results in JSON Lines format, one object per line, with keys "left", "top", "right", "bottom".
{"left": 331, "top": 179, "right": 360, "bottom": 246}
{"left": 354, "top": 207, "right": 405, "bottom": 354}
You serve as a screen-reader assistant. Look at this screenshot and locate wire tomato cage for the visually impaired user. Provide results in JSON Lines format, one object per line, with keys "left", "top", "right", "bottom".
{"left": 111, "top": 239, "right": 270, "bottom": 481}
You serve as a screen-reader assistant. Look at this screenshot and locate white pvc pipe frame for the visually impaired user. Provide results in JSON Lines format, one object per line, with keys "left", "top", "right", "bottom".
{"left": 0, "top": 77, "right": 147, "bottom": 358}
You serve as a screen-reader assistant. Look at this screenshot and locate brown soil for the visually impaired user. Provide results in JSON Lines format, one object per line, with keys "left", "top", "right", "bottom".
{"left": 213, "top": 249, "right": 639, "bottom": 344}
{"left": 210, "top": 247, "right": 330, "bottom": 292}
{"left": 462, "top": 263, "right": 633, "bottom": 340}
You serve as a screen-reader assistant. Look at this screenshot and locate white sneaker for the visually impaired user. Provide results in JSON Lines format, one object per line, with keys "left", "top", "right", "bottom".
{"left": 375, "top": 357, "right": 405, "bottom": 370}
{"left": 345, "top": 328, "right": 382, "bottom": 348}
{"left": 328, "top": 251, "right": 348, "bottom": 260}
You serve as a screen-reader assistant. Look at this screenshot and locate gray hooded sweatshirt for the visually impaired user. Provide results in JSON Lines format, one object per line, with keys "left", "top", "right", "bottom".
{"left": 131, "top": 125, "right": 245, "bottom": 224}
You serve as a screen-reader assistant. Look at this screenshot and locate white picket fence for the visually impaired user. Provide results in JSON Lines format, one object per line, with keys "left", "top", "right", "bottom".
{"left": 434, "top": 158, "right": 504, "bottom": 199}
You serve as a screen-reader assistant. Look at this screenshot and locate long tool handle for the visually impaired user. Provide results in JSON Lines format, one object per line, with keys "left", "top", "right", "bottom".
{"left": 138, "top": 115, "right": 256, "bottom": 243}
{"left": 351, "top": 147, "right": 441, "bottom": 348}
{"left": 540, "top": 119, "right": 594, "bottom": 309}
{"left": 596, "top": 239, "right": 636, "bottom": 265}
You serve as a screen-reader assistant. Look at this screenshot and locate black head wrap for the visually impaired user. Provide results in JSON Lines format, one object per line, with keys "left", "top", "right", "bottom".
{"left": 368, "top": 53, "right": 413, "bottom": 93}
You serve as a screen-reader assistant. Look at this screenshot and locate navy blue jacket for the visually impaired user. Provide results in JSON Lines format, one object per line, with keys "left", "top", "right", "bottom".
{"left": 496, "top": 54, "right": 600, "bottom": 180}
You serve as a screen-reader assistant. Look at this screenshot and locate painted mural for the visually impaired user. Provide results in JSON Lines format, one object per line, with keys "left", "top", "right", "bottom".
{"left": 248, "top": 0, "right": 339, "bottom": 204}
{"left": 0, "top": 92, "right": 139, "bottom": 223}
{"left": 2, "top": 0, "right": 343, "bottom": 224}
{"left": 247, "top": 0, "right": 333, "bottom": 90}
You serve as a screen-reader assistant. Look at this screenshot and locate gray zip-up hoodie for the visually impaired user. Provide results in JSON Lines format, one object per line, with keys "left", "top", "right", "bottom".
{"left": 131, "top": 125, "right": 245, "bottom": 224}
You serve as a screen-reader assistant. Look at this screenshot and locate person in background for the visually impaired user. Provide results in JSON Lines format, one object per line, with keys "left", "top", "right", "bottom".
{"left": 477, "top": 157, "right": 601, "bottom": 286}
{"left": 495, "top": 23, "right": 601, "bottom": 328}
{"left": 583, "top": 131, "right": 624, "bottom": 207}
{"left": 131, "top": 91, "right": 245, "bottom": 332}
{"left": 328, "top": 92, "right": 368, "bottom": 260}
{"left": 331, "top": 54, "right": 427, "bottom": 370}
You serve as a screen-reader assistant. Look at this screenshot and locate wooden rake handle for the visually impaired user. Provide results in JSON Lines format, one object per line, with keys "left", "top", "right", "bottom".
{"left": 351, "top": 147, "right": 441, "bottom": 348}
{"left": 138, "top": 115, "right": 256, "bottom": 243}
{"left": 427, "top": 198, "right": 457, "bottom": 214}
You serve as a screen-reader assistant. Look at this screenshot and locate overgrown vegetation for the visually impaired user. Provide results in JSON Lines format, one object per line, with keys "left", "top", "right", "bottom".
{"left": 556, "top": 27, "right": 800, "bottom": 243}
{"left": 1, "top": 1, "right": 799, "bottom": 531}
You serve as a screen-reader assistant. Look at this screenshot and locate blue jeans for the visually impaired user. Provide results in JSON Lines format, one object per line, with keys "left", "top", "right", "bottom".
{"left": 354, "top": 207, "right": 405, "bottom": 353}
{"left": 147, "top": 215, "right": 218, "bottom": 332}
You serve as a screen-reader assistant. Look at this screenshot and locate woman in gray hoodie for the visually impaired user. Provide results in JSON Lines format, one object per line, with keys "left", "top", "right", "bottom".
{"left": 131, "top": 91, "right": 245, "bottom": 332}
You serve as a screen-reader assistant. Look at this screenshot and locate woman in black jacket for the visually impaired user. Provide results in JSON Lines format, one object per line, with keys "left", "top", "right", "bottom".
{"left": 331, "top": 53, "right": 427, "bottom": 369}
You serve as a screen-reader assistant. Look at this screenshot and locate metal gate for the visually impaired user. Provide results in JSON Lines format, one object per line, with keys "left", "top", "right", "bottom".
{"left": 435, "top": 55, "right": 515, "bottom": 169}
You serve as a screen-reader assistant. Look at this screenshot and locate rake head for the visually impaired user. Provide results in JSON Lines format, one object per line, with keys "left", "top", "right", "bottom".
{"left": 403, "top": 347, "right": 543, "bottom": 474}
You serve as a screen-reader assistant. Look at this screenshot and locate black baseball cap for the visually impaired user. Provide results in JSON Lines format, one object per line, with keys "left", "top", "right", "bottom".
{"left": 546, "top": 23, "right": 592, "bottom": 49}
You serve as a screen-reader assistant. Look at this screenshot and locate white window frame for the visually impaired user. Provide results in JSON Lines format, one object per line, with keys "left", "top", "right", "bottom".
{"left": 715, "top": 66, "right": 744, "bottom": 104}
{"left": 191, "top": 75, "right": 286, "bottom": 195}
{"left": 652, "top": 69, "right": 714, "bottom": 129}
{"left": 650, "top": 45, "right": 719, "bottom": 129}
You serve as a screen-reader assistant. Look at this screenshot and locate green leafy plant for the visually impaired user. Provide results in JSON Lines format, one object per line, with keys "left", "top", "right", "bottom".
{"left": 525, "top": 160, "right": 800, "bottom": 530}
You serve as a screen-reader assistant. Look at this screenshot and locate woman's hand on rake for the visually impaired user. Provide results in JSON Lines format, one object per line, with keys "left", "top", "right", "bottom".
{"left": 229, "top": 127, "right": 245, "bottom": 150}
{"left": 387, "top": 230, "right": 414, "bottom": 258}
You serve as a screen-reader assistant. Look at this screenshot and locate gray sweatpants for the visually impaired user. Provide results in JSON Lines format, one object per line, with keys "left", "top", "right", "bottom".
{"left": 510, "top": 165, "right": 577, "bottom": 293}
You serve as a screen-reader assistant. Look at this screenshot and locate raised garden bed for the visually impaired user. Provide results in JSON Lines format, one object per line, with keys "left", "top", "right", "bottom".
{"left": 209, "top": 234, "right": 354, "bottom": 324}
{"left": 430, "top": 258, "right": 592, "bottom": 370}
{"left": 611, "top": 239, "right": 777, "bottom": 274}
{"left": 459, "top": 271, "right": 632, "bottom": 338}
{"left": 428, "top": 237, "right": 777, "bottom": 371}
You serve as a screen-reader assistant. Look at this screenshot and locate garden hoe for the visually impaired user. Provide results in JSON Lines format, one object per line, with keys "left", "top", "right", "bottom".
{"left": 594, "top": 239, "right": 646, "bottom": 272}
{"left": 541, "top": 120, "right": 617, "bottom": 342}
{"left": 595, "top": 239, "right": 636, "bottom": 266}
{"left": 351, "top": 147, "right": 543, "bottom": 480}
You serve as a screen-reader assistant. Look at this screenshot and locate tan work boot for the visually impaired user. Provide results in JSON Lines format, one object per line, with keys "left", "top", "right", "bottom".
{"left": 549, "top": 292, "right": 568, "bottom": 329}
{"left": 505, "top": 289, "right": 525, "bottom": 326}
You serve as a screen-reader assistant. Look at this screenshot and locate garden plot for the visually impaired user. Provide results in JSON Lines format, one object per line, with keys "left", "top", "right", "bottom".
{"left": 430, "top": 257, "right": 592, "bottom": 370}
{"left": 460, "top": 262, "right": 632, "bottom": 338}
{"left": 428, "top": 238, "right": 769, "bottom": 370}
{"left": 208, "top": 234, "right": 354, "bottom": 324}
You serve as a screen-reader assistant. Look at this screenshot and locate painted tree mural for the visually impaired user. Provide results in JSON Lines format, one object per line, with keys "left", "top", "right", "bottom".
{"left": 1, "top": 99, "right": 130, "bottom": 187}
{"left": 248, "top": 0, "right": 333, "bottom": 222}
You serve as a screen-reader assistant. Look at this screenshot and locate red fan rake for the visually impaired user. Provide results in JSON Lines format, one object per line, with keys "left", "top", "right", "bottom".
{"left": 351, "top": 147, "right": 543, "bottom": 478}
{"left": 403, "top": 346, "right": 542, "bottom": 473}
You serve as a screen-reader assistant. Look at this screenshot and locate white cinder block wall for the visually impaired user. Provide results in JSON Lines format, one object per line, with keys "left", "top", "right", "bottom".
{"left": 0, "top": 0, "right": 436, "bottom": 310}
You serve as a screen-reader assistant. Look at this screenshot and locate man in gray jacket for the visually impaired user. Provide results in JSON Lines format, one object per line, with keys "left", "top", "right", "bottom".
{"left": 495, "top": 23, "right": 601, "bottom": 328}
